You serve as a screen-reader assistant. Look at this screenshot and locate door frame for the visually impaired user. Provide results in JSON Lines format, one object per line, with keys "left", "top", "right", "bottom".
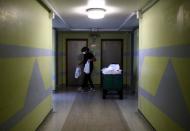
{"left": 55, "top": 30, "right": 59, "bottom": 90}
{"left": 101, "top": 39, "right": 124, "bottom": 85}
{"left": 66, "top": 39, "right": 88, "bottom": 87}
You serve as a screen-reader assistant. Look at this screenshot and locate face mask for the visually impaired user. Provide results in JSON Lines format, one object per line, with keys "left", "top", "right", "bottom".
{"left": 82, "top": 52, "right": 86, "bottom": 54}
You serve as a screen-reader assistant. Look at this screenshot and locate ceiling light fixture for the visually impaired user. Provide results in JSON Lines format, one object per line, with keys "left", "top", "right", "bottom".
{"left": 86, "top": 8, "right": 106, "bottom": 19}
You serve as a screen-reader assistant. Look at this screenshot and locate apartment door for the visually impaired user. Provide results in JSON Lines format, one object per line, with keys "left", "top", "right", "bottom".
{"left": 101, "top": 39, "right": 123, "bottom": 69}
{"left": 66, "top": 39, "right": 87, "bottom": 86}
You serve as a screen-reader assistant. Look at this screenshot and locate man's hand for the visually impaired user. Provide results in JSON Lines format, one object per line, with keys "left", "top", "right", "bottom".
{"left": 88, "top": 57, "right": 96, "bottom": 62}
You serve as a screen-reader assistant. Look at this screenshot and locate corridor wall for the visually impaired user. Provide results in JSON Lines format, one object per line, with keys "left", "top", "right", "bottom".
{"left": 57, "top": 32, "right": 131, "bottom": 87}
{"left": 0, "top": 0, "right": 54, "bottom": 130}
{"left": 133, "top": 29, "right": 139, "bottom": 93}
{"left": 138, "top": 0, "right": 190, "bottom": 130}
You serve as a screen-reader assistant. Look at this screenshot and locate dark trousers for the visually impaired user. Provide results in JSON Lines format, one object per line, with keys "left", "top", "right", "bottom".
{"left": 82, "top": 72, "right": 94, "bottom": 90}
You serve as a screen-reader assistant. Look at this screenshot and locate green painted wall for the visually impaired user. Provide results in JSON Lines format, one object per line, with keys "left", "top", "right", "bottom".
{"left": 0, "top": 0, "right": 54, "bottom": 130}
{"left": 57, "top": 32, "right": 131, "bottom": 86}
{"left": 52, "top": 29, "right": 56, "bottom": 90}
{"left": 138, "top": 0, "right": 190, "bottom": 130}
{"left": 133, "top": 29, "right": 139, "bottom": 93}
{"left": 126, "top": 32, "right": 132, "bottom": 88}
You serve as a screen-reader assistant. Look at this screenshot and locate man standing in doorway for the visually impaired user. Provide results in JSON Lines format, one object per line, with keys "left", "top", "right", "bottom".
{"left": 79, "top": 47, "right": 96, "bottom": 92}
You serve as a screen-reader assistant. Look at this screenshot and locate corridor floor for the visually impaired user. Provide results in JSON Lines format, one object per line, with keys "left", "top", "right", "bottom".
{"left": 37, "top": 88, "right": 154, "bottom": 131}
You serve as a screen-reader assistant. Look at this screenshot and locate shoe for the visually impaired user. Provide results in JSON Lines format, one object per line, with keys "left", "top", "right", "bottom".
{"left": 90, "top": 88, "right": 96, "bottom": 92}
{"left": 81, "top": 89, "right": 89, "bottom": 93}
{"left": 77, "top": 87, "right": 83, "bottom": 91}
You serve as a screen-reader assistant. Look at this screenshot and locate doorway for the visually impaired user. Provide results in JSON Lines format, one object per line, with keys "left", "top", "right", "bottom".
{"left": 66, "top": 39, "right": 88, "bottom": 86}
{"left": 101, "top": 39, "right": 123, "bottom": 82}
{"left": 101, "top": 39, "right": 123, "bottom": 68}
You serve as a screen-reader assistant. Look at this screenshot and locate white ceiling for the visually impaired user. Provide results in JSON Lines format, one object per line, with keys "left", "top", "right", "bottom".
{"left": 43, "top": 0, "right": 153, "bottom": 31}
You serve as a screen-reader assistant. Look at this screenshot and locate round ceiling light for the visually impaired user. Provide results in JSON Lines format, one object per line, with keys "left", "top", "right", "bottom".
{"left": 86, "top": 8, "right": 106, "bottom": 19}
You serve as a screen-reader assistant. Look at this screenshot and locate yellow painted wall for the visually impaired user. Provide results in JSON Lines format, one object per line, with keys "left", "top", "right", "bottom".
{"left": 139, "top": 0, "right": 190, "bottom": 49}
{"left": 0, "top": 0, "right": 53, "bottom": 130}
{"left": 138, "top": 0, "right": 190, "bottom": 130}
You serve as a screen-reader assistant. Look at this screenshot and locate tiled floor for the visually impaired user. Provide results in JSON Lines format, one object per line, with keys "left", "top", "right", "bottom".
{"left": 37, "top": 88, "right": 154, "bottom": 131}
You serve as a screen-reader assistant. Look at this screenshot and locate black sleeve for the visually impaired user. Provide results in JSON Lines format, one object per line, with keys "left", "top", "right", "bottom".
{"left": 89, "top": 53, "right": 94, "bottom": 59}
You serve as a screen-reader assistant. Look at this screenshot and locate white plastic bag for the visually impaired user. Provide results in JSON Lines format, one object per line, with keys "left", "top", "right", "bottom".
{"left": 75, "top": 67, "right": 81, "bottom": 78}
{"left": 84, "top": 61, "right": 90, "bottom": 74}
{"left": 108, "top": 64, "right": 120, "bottom": 70}
{"left": 101, "top": 64, "right": 122, "bottom": 74}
